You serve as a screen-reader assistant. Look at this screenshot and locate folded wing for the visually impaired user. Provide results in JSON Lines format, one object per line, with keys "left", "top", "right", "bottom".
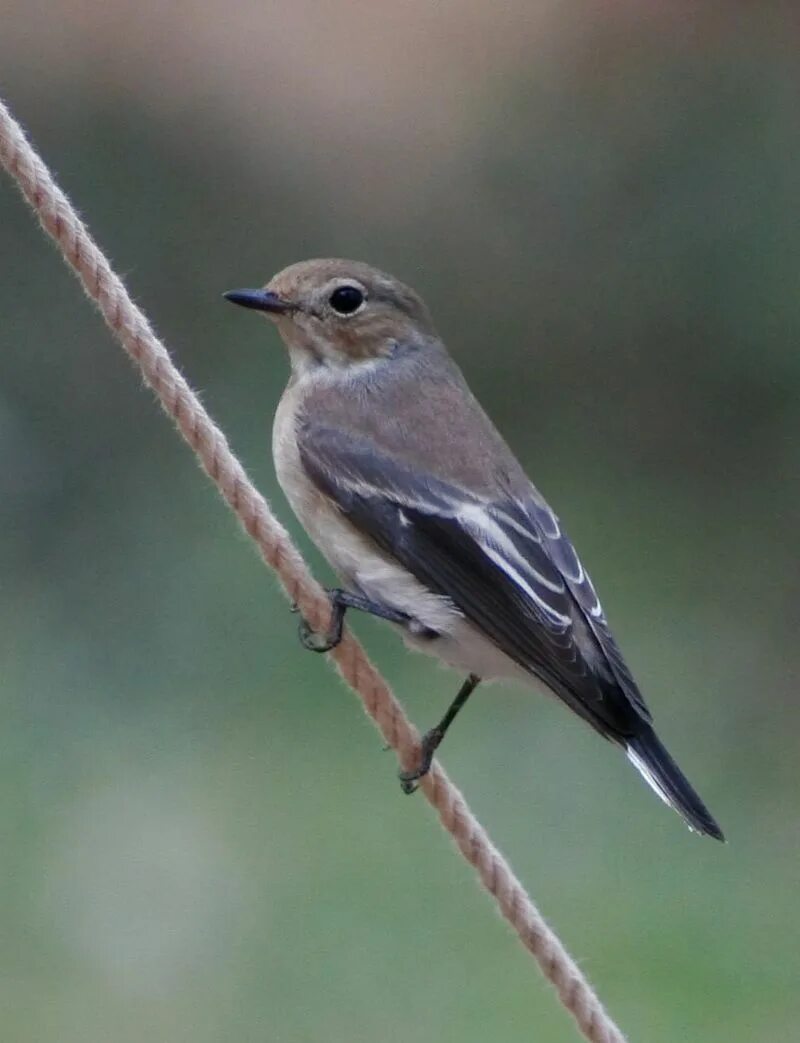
{"left": 298, "top": 420, "right": 652, "bottom": 744}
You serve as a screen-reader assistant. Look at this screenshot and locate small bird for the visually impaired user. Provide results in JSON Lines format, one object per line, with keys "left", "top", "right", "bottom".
{"left": 224, "top": 259, "right": 724, "bottom": 840}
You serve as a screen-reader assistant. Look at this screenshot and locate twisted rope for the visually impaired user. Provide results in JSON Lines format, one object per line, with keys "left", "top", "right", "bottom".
{"left": 0, "top": 95, "right": 627, "bottom": 1043}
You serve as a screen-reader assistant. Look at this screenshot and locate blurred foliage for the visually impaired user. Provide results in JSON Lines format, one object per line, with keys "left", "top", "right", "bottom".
{"left": 1, "top": 5, "right": 798, "bottom": 1041}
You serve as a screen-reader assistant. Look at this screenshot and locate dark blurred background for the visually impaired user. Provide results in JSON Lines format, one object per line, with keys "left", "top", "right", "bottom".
{"left": 1, "top": 3, "right": 798, "bottom": 1040}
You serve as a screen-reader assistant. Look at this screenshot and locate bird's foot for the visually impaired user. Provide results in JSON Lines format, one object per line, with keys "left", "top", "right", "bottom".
{"left": 297, "top": 614, "right": 339, "bottom": 653}
{"left": 398, "top": 727, "right": 443, "bottom": 794}
{"left": 291, "top": 598, "right": 342, "bottom": 653}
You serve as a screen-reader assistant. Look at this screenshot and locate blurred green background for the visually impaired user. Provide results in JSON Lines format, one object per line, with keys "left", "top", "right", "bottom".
{"left": 1, "top": 3, "right": 798, "bottom": 1041}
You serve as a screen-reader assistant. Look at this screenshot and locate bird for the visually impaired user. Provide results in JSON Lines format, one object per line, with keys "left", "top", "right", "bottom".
{"left": 224, "top": 258, "right": 724, "bottom": 841}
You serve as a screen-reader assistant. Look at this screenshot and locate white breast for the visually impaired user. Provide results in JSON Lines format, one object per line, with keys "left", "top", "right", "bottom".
{"left": 271, "top": 380, "right": 458, "bottom": 638}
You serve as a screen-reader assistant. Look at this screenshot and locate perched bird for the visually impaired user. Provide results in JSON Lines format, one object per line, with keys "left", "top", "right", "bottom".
{"left": 224, "top": 259, "right": 724, "bottom": 840}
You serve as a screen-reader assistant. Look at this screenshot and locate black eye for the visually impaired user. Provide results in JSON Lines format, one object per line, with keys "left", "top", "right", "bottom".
{"left": 329, "top": 285, "right": 365, "bottom": 315}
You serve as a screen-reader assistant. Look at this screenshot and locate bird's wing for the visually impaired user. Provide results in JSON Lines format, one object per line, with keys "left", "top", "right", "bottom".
{"left": 521, "top": 490, "right": 652, "bottom": 722}
{"left": 297, "top": 419, "right": 651, "bottom": 742}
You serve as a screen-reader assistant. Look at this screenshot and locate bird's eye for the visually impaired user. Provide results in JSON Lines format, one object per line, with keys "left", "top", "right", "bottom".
{"left": 329, "top": 285, "right": 365, "bottom": 315}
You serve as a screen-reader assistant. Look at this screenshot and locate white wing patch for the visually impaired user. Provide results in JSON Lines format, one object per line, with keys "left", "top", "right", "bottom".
{"left": 481, "top": 545, "right": 572, "bottom": 628}
{"left": 506, "top": 499, "right": 607, "bottom": 621}
{"left": 456, "top": 503, "right": 572, "bottom": 628}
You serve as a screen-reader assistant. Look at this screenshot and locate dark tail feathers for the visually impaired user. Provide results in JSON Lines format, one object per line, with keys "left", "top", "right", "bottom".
{"left": 626, "top": 726, "right": 724, "bottom": 841}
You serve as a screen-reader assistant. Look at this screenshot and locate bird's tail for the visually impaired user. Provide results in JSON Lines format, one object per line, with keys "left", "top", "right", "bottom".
{"left": 626, "top": 726, "right": 724, "bottom": 841}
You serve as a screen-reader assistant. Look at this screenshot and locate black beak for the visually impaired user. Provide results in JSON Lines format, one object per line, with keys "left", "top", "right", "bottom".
{"left": 223, "top": 288, "right": 293, "bottom": 314}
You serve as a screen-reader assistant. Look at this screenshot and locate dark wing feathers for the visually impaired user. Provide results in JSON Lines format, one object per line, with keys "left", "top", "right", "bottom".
{"left": 299, "top": 421, "right": 650, "bottom": 742}
{"left": 393, "top": 508, "right": 628, "bottom": 735}
{"left": 522, "top": 497, "right": 652, "bottom": 721}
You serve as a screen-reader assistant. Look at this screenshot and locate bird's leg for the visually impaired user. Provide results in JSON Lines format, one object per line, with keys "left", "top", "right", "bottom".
{"left": 294, "top": 588, "right": 430, "bottom": 653}
{"left": 399, "top": 674, "right": 481, "bottom": 794}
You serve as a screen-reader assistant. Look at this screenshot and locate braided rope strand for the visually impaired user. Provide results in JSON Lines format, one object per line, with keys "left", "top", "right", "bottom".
{"left": 0, "top": 96, "right": 627, "bottom": 1043}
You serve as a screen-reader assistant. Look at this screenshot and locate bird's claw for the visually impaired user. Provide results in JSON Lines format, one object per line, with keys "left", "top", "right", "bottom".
{"left": 297, "top": 615, "right": 336, "bottom": 653}
{"left": 398, "top": 727, "right": 442, "bottom": 794}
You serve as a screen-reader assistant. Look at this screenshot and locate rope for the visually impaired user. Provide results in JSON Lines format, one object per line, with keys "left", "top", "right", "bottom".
{"left": 0, "top": 95, "right": 627, "bottom": 1043}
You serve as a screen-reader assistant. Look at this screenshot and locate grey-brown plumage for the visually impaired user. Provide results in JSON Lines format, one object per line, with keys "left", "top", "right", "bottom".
{"left": 224, "top": 259, "right": 724, "bottom": 841}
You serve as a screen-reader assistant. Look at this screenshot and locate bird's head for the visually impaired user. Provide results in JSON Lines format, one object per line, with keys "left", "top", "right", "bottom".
{"left": 224, "top": 259, "right": 436, "bottom": 372}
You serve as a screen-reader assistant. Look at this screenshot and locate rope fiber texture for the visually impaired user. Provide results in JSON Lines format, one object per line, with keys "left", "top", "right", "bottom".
{"left": 0, "top": 96, "right": 627, "bottom": 1043}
